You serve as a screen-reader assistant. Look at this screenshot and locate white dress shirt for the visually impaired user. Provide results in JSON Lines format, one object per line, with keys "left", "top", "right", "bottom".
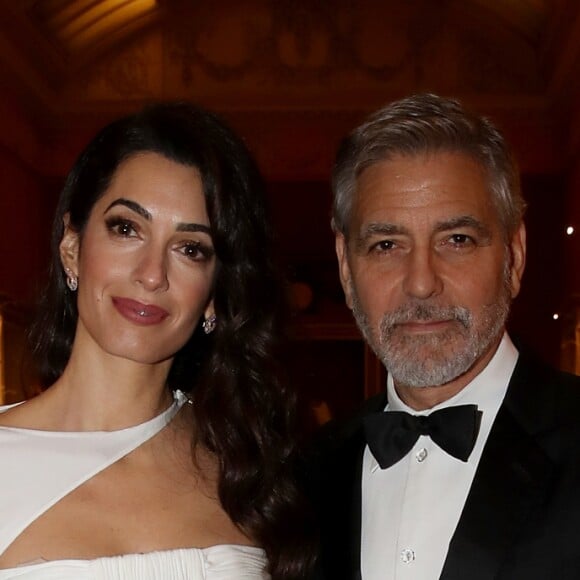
{"left": 361, "top": 333, "right": 519, "bottom": 580}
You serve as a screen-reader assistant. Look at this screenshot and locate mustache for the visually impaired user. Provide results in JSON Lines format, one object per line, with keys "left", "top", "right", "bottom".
{"left": 380, "top": 303, "right": 472, "bottom": 330}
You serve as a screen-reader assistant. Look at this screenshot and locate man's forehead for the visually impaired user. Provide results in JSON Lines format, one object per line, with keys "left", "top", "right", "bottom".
{"left": 352, "top": 153, "right": 495, "bottom": 212}
{"left": 356, "top": 150, "right": 489, "bottom": 186}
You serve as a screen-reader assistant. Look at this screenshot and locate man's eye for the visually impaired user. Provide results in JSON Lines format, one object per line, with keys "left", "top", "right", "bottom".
{"left": 449, "top": 234, "right": 474, "bottom": 246}
{"left": 373, "top": 240, "right": 396, "bottom": 252}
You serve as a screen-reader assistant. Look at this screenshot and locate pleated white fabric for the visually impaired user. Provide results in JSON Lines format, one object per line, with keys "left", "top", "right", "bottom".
{"left": 0, "top": 545, "right": 269, "bottom": 579}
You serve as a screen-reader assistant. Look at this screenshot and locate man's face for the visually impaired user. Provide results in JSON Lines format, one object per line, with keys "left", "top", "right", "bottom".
{"left": 336, "top": 152, "right": 526, "bottom": 395}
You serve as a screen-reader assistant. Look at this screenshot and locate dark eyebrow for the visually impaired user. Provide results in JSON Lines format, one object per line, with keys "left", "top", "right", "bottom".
{"left": 104, "top": 198, "right": 212, "bottom": 236}
{"left": 104, "top": 198, "right": 151, "bottom": 220}
{"left": 354, "top": 222, "right": 409, "bottom": 251}
{"left": 176, "top": 223, "right": 212, "bottom": 235}
{"left": 434, "top": 215, "right": 492, "bottom": 240}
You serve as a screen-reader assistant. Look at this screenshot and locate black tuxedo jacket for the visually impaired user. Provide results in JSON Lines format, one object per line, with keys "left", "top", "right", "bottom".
{"left": 308, "top": 354, "right": 580, "bottom": 580}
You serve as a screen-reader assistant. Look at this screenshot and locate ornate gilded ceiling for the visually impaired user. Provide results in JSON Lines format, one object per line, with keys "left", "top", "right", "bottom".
{"left": 0, "top": 0, "right": 578, "bottom": 178}
{"left": 2, "top": 0, "right": 577, "bottom": 108}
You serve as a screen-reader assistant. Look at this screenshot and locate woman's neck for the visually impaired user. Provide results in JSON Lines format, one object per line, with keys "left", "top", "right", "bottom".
{"left": 42, "top": 344, "right": 174, "bottom": 432}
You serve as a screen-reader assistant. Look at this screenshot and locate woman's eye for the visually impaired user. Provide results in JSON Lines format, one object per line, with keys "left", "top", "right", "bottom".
{"left": 105, "top": 218, "right": 137, "bottom": 237}
{"left": 180, "top": 241, "right": 214, "bottom": 261}
{"left": 183, "top": 243, "right": 200, "bottom": 258}
{"left": 116, "top": 222, "right": 133, "bottom": 236}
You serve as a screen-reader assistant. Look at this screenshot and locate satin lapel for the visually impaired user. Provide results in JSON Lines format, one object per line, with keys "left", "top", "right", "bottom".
{"left": 440, "top": 362, "right": 555, "bottom": 580}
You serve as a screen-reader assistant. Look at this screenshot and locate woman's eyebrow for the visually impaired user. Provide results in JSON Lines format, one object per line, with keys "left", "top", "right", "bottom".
{"left": 104, "top": 198, "right": 150, "bottom": 220}
{"left": 176, "top": 223, "right": 211, "bottom": 234}
{"left": 104, "top": 198, "right": 212, "bottom": 235}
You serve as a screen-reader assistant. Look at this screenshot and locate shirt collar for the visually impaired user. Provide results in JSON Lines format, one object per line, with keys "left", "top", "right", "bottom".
{"left": 367, "top": 333, "right": 519, "bottom": 472}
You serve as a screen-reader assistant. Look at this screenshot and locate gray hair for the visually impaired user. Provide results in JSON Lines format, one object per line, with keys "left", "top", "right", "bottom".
{"left": 331, "top": 93, "right": 525, "bottom": 240}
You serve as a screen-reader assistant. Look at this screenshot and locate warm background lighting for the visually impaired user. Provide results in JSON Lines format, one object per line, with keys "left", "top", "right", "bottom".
{"left": 0, "top": 0, "right": 578, "bottom": 406}
{"left": 32, "top": 0, "right": 158, "bottom": 54}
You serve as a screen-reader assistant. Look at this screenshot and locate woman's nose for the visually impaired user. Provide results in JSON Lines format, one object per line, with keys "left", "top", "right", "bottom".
{"left": 132, "top": 250, "right": 169, "bottom": 292}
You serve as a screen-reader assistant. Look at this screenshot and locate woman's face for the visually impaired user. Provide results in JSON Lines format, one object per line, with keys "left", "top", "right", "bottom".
{"left": 60, "top": 152, "right": 216, "bottom": 367}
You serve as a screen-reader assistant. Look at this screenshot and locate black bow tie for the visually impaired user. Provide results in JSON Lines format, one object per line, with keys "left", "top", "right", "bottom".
{"left": 363, "top": 405, "right": 482, "bottom": 469}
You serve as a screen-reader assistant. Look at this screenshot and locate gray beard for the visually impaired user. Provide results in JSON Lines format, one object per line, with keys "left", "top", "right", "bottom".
{"left": 350, "top": 285, "right": 511, "bottom": 389}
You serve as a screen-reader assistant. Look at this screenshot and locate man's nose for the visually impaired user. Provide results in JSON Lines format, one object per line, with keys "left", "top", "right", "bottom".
{"left": 402, "top": 248, "right": 443, "bottom": 300}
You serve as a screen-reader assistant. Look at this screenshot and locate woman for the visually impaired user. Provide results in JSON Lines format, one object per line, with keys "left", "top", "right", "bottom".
{"left": 0, "top": 103, "right": 313, "bottom": 579}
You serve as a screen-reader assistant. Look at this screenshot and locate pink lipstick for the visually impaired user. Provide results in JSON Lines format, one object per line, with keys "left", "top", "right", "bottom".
{"left": 112, "top": 297, "right": 169, "bottom": 325}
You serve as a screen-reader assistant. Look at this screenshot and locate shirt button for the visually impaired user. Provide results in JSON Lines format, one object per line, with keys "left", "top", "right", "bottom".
{"left": 416, "top": 448, "right": 428, "bottom": 462}
{"left": 400, "top": 548, "right": 415, "bottom": 563}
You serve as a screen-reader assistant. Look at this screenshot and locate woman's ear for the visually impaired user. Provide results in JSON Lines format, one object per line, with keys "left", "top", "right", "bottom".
{"left": 201, "top": 299, "right": 217, "bottom": 334}
{"left": 203, "top": 299, "right": 215, "bottom": 322}
{"left": 59, "top": 213, "right": 80, "bottom": 277}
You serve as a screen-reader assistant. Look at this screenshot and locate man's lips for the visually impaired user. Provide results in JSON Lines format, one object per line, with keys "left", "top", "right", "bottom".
{"left": 395, "top": 318, "right": 456, "bottom": 332}
{"left": 112, "top": 297, "right": 169, "bottom": 325}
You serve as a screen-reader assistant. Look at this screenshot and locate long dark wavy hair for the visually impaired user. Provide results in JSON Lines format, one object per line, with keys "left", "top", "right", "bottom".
{"left": 29, "top": 103, "right": 314, "bottom": 579}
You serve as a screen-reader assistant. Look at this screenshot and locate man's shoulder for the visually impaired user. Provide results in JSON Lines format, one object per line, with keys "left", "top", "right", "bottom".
{"left": 507, "top": 351, "right": 580, "bottom": 435}
{"left": 298, "top": 394, "right": 384, "bottom": 542}
{"left": 303, "top": 391, "right": 386, "bottom": 483}
{"left": 511, "top": 351, "right": 580, "bottom": 395}
{"left": 315, "top": 392, "right": 386, "bottom": 452}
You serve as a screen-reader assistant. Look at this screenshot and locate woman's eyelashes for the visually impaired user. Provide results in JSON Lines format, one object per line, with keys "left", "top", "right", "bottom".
{"left": 105, "top": 215, "right": 214, "bottom": 262}
{"left": 177, "top": 240, "right": 215, "bottom": 262}
{"left": 105, "top": 216, "right": 138, "bottom": 238}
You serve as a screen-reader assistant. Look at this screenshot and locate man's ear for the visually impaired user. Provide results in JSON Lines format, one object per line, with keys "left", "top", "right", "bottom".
{"left": 59, "top": 213, "right": 80, "bottom": 278}
{"left": 508, "top": 222, "right": 526, "bottom": 299}
{"left": 335, "top": 233, "right": 354, "bottom": 310}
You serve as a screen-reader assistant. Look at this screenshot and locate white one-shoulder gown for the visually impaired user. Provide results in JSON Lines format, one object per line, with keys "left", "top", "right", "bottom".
{"left": 0, "top": 392, "right": 269, "bottom": 579}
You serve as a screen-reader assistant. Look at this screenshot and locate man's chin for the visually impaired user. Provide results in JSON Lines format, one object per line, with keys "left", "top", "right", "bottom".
{"left": 387, "top": 362, "right": 471, "bottom": 390}
{"left": 379, "top": 341, "right": 477, "bottom": 389}
{"left": 382, "top": 329, "right": 468, "bottom": 357}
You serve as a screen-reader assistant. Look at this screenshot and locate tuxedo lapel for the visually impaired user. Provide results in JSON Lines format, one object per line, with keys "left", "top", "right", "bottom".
{"left": 440, "top": 359, "right": 556, "bottom": 580}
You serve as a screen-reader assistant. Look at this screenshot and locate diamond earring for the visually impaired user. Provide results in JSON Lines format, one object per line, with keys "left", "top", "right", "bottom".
{"left": 202, "top": 314, "right": 217, "bottom": 334}
{"left": 65, "top": 269, "right": 78, "bottom": 292}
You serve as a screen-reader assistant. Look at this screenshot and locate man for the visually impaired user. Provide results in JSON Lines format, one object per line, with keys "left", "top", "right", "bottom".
{"left": 311, "top": 94, "right": 580, "bottom": 580}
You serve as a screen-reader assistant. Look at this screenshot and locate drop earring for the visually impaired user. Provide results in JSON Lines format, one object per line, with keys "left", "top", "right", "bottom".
{"left": 65, "top": 269, "right": 78, "bottom": 292}
{"left": 202, "top": 314, "right": 217, "bottom": 334}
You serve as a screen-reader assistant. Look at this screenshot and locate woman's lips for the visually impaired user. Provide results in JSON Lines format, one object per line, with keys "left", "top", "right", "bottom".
{"left": 112, "top": 297, "right": 169, "bottom": 325}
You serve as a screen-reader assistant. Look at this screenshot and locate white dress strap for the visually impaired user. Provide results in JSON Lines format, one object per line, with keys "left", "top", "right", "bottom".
{"left": 0, "top": 391, "right": 187, "bottom": 557}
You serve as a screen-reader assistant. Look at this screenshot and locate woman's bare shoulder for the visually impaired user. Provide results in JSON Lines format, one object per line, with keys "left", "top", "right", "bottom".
{"left": 0, "top": 390, "right": 55, "bottom": 429}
